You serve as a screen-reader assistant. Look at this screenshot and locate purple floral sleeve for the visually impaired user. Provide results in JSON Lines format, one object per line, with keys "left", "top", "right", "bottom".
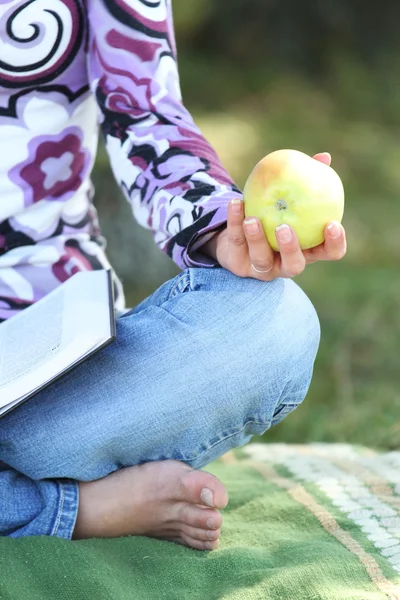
{"left": 86, "top": 0, "right": 242, "bottom": 268}
{"left": 0, "top": 0, "right": 242, "bottom": 322}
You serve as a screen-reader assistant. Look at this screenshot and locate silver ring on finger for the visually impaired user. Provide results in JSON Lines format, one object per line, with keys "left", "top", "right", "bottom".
{"left": 251, "top": 263, "right": 273, "bottom": 274}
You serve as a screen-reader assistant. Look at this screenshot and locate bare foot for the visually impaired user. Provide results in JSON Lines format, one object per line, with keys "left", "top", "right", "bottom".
{"left": 73, "top": 460, "right": 229, "bottom": 551}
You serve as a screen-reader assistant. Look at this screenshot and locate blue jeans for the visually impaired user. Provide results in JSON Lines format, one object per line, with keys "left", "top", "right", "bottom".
{"left": 0, "top": 268, "right": 320, "bottom": 538}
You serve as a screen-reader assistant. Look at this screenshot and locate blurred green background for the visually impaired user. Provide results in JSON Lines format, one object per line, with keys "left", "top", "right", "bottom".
{"left": 92, "top": 0, "right": 400, "bottom": 450}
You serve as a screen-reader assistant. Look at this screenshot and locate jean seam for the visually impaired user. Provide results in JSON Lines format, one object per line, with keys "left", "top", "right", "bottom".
{"left": 167, "top": 271, "right": 191, "bottom": 300}
{"left": 273, "top": 402, "right": 299, "bottom": 418}
{"left": 51, "top": 479, "right": 79, "bottom": 539}
{"left": 52, "top": 482, "right": 65, "bottom": 537}
{"left": 183, "top": 419, "right": 270, "bottom": 464}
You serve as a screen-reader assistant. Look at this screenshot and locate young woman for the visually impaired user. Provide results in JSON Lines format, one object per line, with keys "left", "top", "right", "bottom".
{"left": 0, "top": 0, "right": 346, "bottom": 549}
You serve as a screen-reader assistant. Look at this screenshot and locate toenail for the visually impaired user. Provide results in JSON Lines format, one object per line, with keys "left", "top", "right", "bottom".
{"left": 207, "top": 518, "right": 216, "bottom": 530}
{"left": 206, "top": 540, "right": 219, "bottom": 551}
{"left": 207, "top": 530, "right": 218, "bottom": 540}
{"left": 200, "top": 488, "right": 214, "bottom": 507}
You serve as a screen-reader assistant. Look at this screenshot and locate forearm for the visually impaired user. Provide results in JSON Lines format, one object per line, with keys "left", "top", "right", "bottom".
{"left": 87, "top": 0, "right": 240, "bottom": 269}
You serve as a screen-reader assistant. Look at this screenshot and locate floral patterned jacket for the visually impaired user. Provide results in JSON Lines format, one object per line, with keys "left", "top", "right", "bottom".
{"left": 0, "top": 0, "right": 241, "bottom": 320}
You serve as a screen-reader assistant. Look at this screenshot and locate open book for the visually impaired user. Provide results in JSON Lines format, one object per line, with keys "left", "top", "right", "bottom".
{"left": 0, "top": 270, "right": 116, "bottom": 418}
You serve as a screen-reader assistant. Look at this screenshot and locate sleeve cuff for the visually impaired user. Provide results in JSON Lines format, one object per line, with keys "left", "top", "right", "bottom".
{"left": 182, "top": 193, "right": 241, "bottom": 268}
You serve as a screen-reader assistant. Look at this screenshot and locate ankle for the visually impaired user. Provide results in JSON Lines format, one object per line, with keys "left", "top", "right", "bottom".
{"left": 73, "top": 480, "right": 107, "bottom": 539}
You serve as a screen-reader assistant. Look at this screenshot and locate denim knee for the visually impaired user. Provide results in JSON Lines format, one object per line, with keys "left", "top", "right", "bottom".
{"left": 180, "top": 277, "right": 320, "bottom": 468}
{"left": 170, "top": 274, "right": 321, "bottom": 469}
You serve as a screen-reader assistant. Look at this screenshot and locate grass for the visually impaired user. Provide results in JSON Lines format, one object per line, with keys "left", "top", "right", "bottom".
{"left": 93, "top": 63, "right": 400, "bottom": 450}
{"left": 271, "top": 264, "right": 400, "bottom": 448}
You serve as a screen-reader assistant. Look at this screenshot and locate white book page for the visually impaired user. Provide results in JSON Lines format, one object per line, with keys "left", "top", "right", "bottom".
{"left": 0, "top": 270, "right": 113, "bottom": 411}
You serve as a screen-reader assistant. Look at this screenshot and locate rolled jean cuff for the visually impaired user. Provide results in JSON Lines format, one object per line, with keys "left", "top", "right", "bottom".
{"left": 51, "top": 479, "right": 79, "bottom": 539}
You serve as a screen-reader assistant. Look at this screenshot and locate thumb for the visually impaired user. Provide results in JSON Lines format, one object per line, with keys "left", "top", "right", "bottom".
{"left": 313, "top": 152, "right": 331, "bottom": 166}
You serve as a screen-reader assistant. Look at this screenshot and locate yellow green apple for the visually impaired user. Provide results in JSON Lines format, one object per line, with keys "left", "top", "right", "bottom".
{"left": 243, "top": 149, "right": 345, "bottom": 250}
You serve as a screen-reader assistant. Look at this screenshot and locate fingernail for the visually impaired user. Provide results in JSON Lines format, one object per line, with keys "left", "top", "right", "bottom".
{"left": 327, "top": 221, "right": 341, "bottom": 239}
{"left": 275, "top": 224, "right": 293, "bottom": 243}
{"left": 200, "top": 488, "right": 215, "bottom": 507}
{"left": 230, "top": 198, "right": 243, "bottom": 215}
{"left": 244, "top": 218, "right": 259, "bottom": 235}
{"left": 207, "top": 518, "right": 216, "bottom": 530}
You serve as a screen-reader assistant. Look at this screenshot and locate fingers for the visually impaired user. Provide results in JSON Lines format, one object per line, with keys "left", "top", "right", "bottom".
{"left": 226, "top": 199, "right": 276, "bottom": 280}
{"left": 313, "top": 152, "right": 332, "bottom": 166}
{"left": 226, "top": 199, "right": 248, "bottom": 272}
{"left": 322, "top": 221, "right": 347, "bottom": 260}
{"left": 225, "top": 197, "right": 345, "bottom": 282}
{"left": 243, "top": 218, "right": 274, "bottom": 278}
{"left": 275, "top": 225, "right": 307, "bottom": 277}
{"left": 303, "top": 221, "right": 347, "bottom": 263}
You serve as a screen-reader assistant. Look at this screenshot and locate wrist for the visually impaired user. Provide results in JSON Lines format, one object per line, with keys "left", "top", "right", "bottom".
{"left": 202, "top": 228, "right": 225, "bottom": 262}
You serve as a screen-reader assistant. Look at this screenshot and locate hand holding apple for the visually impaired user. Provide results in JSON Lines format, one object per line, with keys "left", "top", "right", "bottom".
{"left": 244, "top": 149, "right": 344, "bottom": 251}
{"left": 203, "top": 150, "right": 346, "bottom": 281}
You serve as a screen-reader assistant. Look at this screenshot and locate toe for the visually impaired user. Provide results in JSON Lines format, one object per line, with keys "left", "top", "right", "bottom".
{"left": 178, "top": 504, "right": 223, "bottom": 530}
{"left": 177, "top": 535, "right": 220, "bottom": 552}
{"left": 181, "top": 524, "right": 221, "bottom": 542}
{"left": 179, "top": 469, "right": 229, "bottom": 509}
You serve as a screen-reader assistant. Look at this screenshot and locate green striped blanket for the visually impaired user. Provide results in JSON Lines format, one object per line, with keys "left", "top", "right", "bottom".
{"left": 2, "top": 444, "right": 400, "bottom": 600}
